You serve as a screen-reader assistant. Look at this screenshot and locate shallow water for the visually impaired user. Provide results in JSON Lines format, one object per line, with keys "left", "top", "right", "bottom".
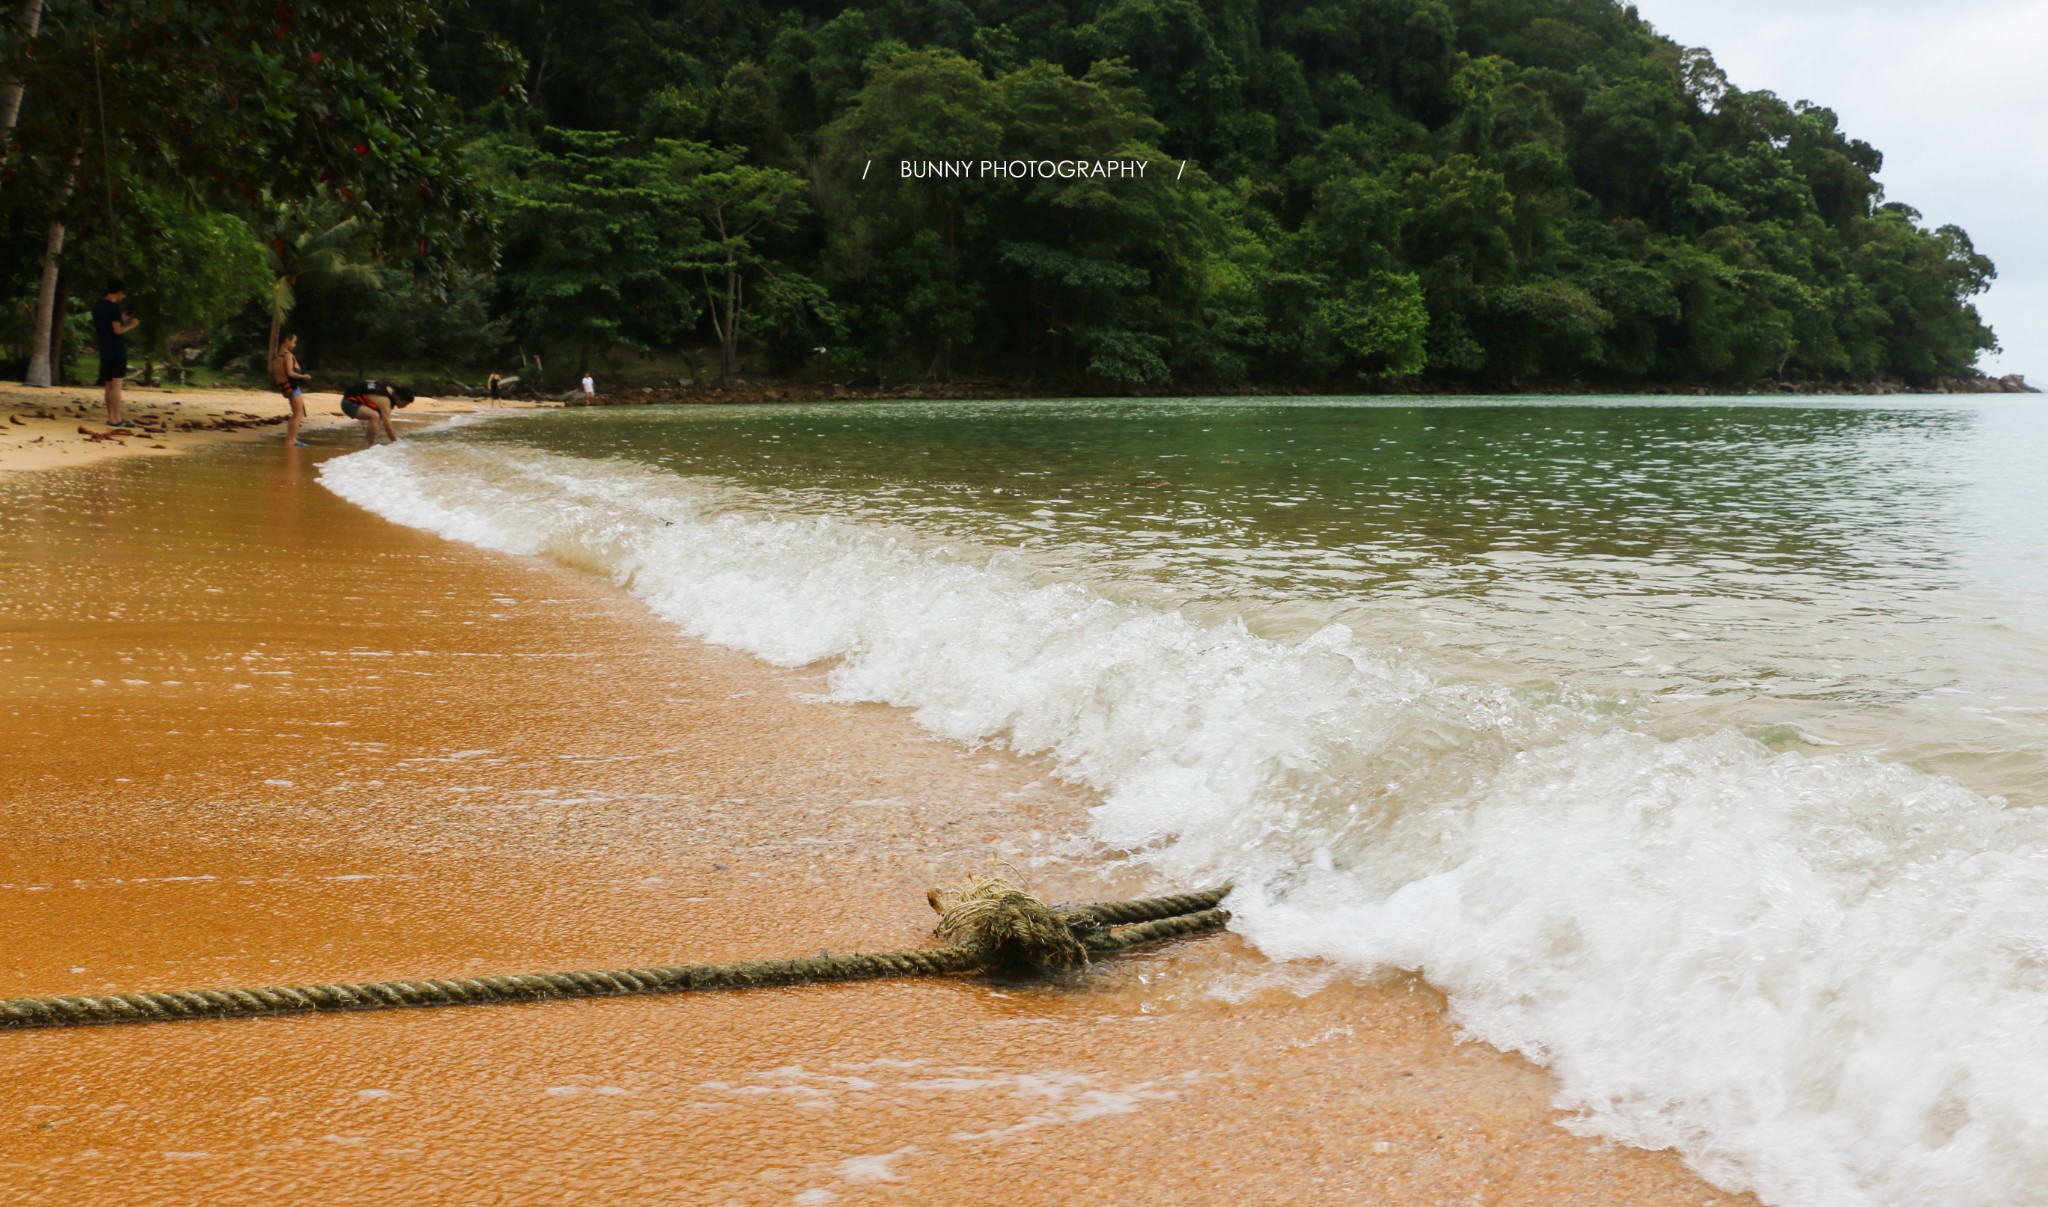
{"left": 324, "top": 396, "right": 2048, "bottom": 1207}
{"left": 0, "top": 439, "right": 1731, "bottom": 1205}
{"left": 452, "top": 397, "right": 2048, "bottom": 800}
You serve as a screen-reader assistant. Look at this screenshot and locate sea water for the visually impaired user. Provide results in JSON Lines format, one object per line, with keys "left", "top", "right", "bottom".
{"left": 321, "top": 397, "right": 2048, "bottom": 1207}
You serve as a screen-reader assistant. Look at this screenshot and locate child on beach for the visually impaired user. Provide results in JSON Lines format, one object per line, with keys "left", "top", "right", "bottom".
{"left": 339, "top": 380, "right": 415, "bottom": 446}
{"left": 270, "top": 334, "right": 313, "bottom": 447}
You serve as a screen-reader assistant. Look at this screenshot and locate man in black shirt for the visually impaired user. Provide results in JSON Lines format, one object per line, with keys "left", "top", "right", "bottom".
{"left": 90, "top": 279, "right": 140, "bottom": 427}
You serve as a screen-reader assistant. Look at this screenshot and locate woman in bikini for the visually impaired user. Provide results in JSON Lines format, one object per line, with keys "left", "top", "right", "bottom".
{"left": 271, "top": 333, "right": 314, "bottom": 447}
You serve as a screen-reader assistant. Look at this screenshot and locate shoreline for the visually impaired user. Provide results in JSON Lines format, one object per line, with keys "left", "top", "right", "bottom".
{"left": 4, "top": 374, "right": 2033, "bottom": 479}
{"left": 567, "top": 370, "right": 2037, "bottom": 407}
{"left": 0, "top": 381, "right": 537, "bottom": 477}
{"left": 0, "top": 408, "right": 1758, "bottom": 1204}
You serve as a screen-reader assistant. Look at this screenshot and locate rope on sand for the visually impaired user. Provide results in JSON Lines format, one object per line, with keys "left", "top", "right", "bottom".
{"left": 0, "top": 882, "right": 1230, "bottom": 1030}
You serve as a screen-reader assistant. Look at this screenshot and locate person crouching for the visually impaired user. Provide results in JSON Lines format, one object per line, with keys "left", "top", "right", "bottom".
{"left": 340, "top": 380, "right": 415, "bottom": 446}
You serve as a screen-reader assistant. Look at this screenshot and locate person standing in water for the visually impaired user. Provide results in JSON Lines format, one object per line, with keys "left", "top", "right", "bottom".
{"left": 90, "top": 280, "right": 140, "bottom": 427}
{"left": 339, "top": 379, "right": 414, "bottom": 446}
{"left": 270, "top": 333, "right": 313, "bottom": 447}
{"left": 581, "top": 372, "right": 595, "bottom": 402}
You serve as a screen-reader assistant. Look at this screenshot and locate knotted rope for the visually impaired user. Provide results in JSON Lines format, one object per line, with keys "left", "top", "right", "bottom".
{"left": 0, "top": 884, "right": 1230, "bottom": 1030}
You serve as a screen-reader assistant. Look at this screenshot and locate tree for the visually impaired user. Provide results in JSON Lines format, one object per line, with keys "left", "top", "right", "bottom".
{"left": 672, "top": 142, "right": 821, "bottom": 382}
{"left": 261, "top": 203, "right": 379, "bottom": 364}
{"left": 0, "top": 0, "right": 45, "bottom": 178}
{"left": 1315, "top": 271, "right": 1428, "bottom": 377}
{"left": 1848, "top": 207, "right": 1996, "bottom": 380}
{"left": 434, "top": 0, "right": 2013, "bottom": 387}
{"left": 116, "top": 186, "right": 266, "bottom": 378}
{"left": 3, "top": 0, "right": 493, "bottom": 386}
{"left": 819, "top": 48, "right": 1001, "bottom": 378}
{"left": 17, "top": 143, "right": 72, "bottom": 386}
{"left": 491, "top": 129, "right": 709, "bottom": 375}
{"left": 156, "top": 0, "right": 2005, "bottom": 390}
{"left": 984, "top": 60, "right": 1250, "bottom": 384}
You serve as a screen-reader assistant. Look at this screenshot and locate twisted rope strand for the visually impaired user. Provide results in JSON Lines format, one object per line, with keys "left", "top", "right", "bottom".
{"left": 0, "top": 891, "right": 1230, "bottom": 1030}
{"left": 1058, "top": 888, "right": 1231, "bottom": 929}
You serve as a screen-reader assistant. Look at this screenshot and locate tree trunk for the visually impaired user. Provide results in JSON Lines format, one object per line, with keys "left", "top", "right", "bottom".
{"left": 701, "top": 286, "right": 718, "bottom": 367}
{"left": 48, "top": 275, "right": 67, "bottom": 385}
{"left": 24, "top": 146, "right": 79, "bottom": 387}
{"left": 23, "top": 215, "right": 66, "bottom": 386}
{"left": 724, "top": 267, "right": 743, "bottom": 382}
{"left": 0, "top": 0, "right": 48, "bottom": 180}
{"left": 940, "top": 198, "right": 955, "bottom": 382}
{"left": 701, "top": 199, "right": 746, "bottom": 385}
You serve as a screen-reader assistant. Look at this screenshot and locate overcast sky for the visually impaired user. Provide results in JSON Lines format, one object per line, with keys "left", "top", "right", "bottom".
{"left": 1627, "top": 0, "right": 2046, "bottom": 379}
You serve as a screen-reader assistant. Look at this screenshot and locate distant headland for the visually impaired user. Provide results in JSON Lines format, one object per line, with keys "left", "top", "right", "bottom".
{"left": 1, "top": 1, "right": 2019, "bottom": 402}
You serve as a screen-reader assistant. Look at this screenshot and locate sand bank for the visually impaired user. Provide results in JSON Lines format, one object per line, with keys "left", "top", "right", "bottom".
{"left": 0, "top": 439, "right": 1755, "bottom": 1204}
{"left": 0, "top": 381, "right": 534, "bottom": 476}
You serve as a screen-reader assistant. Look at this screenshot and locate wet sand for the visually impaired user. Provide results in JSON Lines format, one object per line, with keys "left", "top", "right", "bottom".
{"left": 0, "top": 436, "right": 1754, "bottom": 1204}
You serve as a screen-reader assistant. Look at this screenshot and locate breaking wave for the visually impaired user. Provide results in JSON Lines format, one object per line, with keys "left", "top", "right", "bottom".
{"left": 323, "top": 441, "right": 2048, "bottom": 1207}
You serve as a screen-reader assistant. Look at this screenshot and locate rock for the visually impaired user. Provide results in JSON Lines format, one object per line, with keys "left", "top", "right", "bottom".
{"left": 1927, "top": 372, "right": 2039, "bottom": 394}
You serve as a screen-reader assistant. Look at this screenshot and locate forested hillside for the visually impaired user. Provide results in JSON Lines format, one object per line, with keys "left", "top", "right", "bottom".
{"left": 0, "top": 1, "right": 2004, "bottom": 391}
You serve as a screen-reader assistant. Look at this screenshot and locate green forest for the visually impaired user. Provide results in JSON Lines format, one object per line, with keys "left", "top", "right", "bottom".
{"left": 0, "top": 0, "right": 2003, "bottom": 392}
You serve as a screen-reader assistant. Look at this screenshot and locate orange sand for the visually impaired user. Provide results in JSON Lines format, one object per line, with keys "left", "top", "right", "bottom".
{"left": 0, "top": 437, "right": 1756, "bottom": 1204}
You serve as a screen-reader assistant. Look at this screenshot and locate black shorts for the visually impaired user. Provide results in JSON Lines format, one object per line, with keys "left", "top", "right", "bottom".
{"left": 96, "top": 356, "right": 127, "bottom": 385}
{"left": 341, "top": 397, "right": 363, "bottom": 419}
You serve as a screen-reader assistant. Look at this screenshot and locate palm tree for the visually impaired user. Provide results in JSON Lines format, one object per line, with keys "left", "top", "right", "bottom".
{"left": 262, "top": 201, "right": 378, "bottom": 364}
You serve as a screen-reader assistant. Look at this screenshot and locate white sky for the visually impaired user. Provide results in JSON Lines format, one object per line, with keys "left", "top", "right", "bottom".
{"left": 1627, "top": 0, "right": 2048, "bottom": 379}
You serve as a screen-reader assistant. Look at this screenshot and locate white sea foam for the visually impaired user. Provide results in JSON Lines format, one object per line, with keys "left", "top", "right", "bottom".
{"left": 322, "top": 443, "right": 2048, "bottom": 1207}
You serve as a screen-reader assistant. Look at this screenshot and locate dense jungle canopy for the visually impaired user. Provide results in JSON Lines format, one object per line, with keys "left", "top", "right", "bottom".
{"left": 0, "top": 0, "right": 2002, "bottom": 389}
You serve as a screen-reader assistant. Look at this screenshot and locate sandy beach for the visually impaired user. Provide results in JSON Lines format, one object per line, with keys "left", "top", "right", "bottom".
{"left": 0, "top": 382, "right": 518, "bottom": 477}
{"left": 0, "top": 407, "right": 1755, "bottom": 1204}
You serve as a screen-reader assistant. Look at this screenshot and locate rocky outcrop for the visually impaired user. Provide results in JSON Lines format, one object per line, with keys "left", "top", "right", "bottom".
{"left": 1928, "top": 373, "right": 2039, "bottom": 394}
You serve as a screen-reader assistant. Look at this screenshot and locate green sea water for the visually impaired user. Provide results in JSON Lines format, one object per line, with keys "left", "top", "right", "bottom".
{"left": 453, "top": 395, "right": 2048, "bottom": 803}
{"left": 322, "top": 393, "right": 2048, "bottom": 1199}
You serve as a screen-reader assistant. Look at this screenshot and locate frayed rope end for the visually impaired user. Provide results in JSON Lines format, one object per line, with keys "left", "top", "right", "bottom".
{"left": 927, "top": 874, "right": 1091, "bottom": 975}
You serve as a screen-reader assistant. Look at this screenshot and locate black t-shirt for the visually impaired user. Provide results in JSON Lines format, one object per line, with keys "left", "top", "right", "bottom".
{"left": 91, "top": 298, "right": 127, "bottom": 359}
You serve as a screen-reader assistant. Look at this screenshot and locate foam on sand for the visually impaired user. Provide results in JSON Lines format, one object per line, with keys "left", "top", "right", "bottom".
{"left": 324, "top": 442, "right": 2048, "bottom": 1206}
